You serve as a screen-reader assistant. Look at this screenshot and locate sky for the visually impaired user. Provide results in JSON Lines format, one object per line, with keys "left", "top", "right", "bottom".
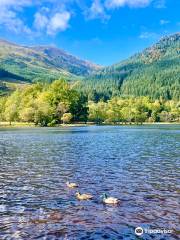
{"left": 0, "top": 0, "right": 179, "bottom": 66}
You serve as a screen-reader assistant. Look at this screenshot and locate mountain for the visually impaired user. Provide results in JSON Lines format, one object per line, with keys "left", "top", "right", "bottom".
{"left": 30, "top": 46, "right": 100, "bottom": 76}
{"left": 0, "top": 33, "right": 180, "bottom": 100}
{"left": 81, "top": 33, "right": 180, "bottom": 100}
{"left": 0, "top": 39, "right": 100, "bottom": 84}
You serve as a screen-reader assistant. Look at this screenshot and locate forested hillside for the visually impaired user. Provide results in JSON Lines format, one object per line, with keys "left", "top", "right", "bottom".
{"left": 81, "top": 33, "right": 180, "bottom": 101}
{"left": 0, "top": 33, "right": 179, "bottom": 101}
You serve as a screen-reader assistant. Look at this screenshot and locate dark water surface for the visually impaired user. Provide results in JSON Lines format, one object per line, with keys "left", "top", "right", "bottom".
{"left": 0, "top": 125, "right": 179, "bottom": 240}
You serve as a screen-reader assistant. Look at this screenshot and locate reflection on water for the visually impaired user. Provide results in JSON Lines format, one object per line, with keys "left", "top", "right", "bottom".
{"left": 0, "top": 125, "right": 180, "bottom": 239}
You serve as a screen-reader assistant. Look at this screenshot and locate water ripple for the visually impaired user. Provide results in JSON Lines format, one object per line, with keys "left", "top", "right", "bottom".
{"left": 0, "top": 125, "right": 179, "bottom": 239}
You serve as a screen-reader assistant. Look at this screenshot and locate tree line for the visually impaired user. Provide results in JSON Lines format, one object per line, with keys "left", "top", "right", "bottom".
{"left": 0, "top": 80, "right": 179, "bottom": 126}
{"left": 88, "top": 97, "right": 180, "bottom": 124}
{"left": 0, "top": 80, "right": 88, "bottom": 126}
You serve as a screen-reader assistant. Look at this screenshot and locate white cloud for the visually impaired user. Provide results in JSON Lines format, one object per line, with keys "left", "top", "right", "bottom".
{"left": 34, "top": 12, "right": 49, "bottom": 30}
{"left": 0, "top": 0, "right": 71, "bottom": 36}
{"left": 0, "top": 1, "right": 32, "bottom": 35}
{"left": 105, "top": 0, "right": 152, "bottom": 9}
{"left": 0, "top": 0, "right": 32, "bottom": 7}
{"left": 154, "top": 0, "right": 166, "bottom": 8}
{"left": 86, "top": 0, "right": 110, "bottom": 21}
{"left": 139, "top": 31, "right": 158, "bottom": 39}
{"left": 0, "top": 0, "right": 169, "bottom": 37}
{"left": 160, "top": 19, "right": 169, "bottom": 25}
{"left": 47, "top": 12, "right": 71, "bottom": 35}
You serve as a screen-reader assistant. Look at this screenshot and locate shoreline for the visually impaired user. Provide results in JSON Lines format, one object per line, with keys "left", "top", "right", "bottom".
{"left": 0, "top": 121, "right": 179, "bottom": 128}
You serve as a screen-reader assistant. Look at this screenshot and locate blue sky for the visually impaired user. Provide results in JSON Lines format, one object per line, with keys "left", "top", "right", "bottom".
{"left": 0, "top": 0, "right": 179, "bottom": 65}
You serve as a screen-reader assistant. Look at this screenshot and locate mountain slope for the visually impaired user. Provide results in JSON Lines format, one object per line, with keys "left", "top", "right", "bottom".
{"left": 82, "top": 33, "right": 180, "bottom": 100}
{"left": 31, "top": 46, "right": 100, "bottom": 76}
{"left": 0, "top": 33, "right": 179, "bottom": 100}
{"left": 0, "top": 40, "right": 100, "bottom": 83}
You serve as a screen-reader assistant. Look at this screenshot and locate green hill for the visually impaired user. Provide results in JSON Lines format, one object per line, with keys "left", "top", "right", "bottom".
{"left": 81, "top": 33, "right": 180, "bottom": 100}
{"left": 0, "top": 39, "right": 100, "bottom": 84}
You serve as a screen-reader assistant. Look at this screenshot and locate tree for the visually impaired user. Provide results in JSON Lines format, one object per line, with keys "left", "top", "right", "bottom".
{"left": 88, "top": 101, "right": 107, "bottom": 124}
{"left": 33, "top": 93, "right": 54, "bottom": 126}
{"left": 0, "top": 97, "right": 6, "bottom": 121}
{"left": 19, "top": 107, "right": 35, "bottom": 123}
{"left": 61, "top": 113, "right": 72, "bottom": 124}
{"left": 56, "top": 102, "right": 69, "bottom": 122}
{"left": 4, "top": 91, "right": 21, "bottom": 124}
{"left": 70, "top": 94, "right": 89, "bottom": 123}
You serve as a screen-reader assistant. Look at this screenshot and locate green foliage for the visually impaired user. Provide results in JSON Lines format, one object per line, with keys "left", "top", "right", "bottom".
{"left": 88, "top": 97, "right": 180, "bottom": 124}
{"left": 0, "top": 84, "right": 179, "bottom": 125}
{"left": 0, "top": 80, "right": 88, "bottom": 126}
{"left": 80, "top": 33, "right": 180, "bottom": 101}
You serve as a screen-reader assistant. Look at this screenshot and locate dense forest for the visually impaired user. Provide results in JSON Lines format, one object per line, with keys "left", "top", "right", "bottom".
{"left": 80, "top": 33, "right": 180, "bottom": 101}
{"left": 0, "top": 80, "right": 179, "bottom": 126}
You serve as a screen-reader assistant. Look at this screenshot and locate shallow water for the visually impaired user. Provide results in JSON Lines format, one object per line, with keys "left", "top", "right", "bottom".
{"left": 0, "top": 125, "right": 179, "bottom": 239}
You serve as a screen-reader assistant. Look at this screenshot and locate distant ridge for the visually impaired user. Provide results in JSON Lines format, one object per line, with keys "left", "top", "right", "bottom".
{"left": 0, "top": 39, "right": 101, "bottom": 83}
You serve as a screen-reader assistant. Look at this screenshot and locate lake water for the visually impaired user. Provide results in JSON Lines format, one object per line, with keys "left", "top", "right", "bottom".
{"left": 0, "top": 125, "right": 179, "bottom": 239}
